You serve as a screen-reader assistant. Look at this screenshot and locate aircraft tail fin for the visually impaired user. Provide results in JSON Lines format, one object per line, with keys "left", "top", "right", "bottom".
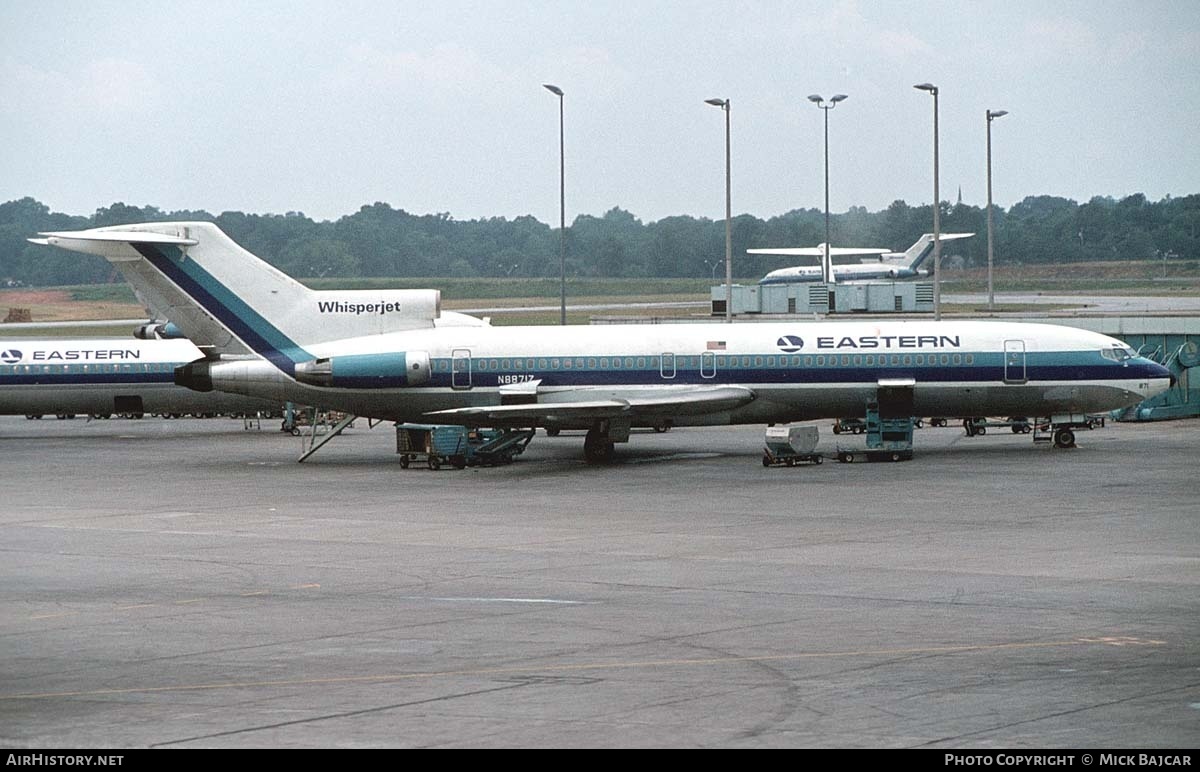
{"left": 34, "top": 222, "right": 441, "bottom": 370}
{"left": 894, "top": 232, "right": 975, "bottom": 269}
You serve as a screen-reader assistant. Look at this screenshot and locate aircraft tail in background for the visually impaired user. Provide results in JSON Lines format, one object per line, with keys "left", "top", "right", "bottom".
{"left": 882, "top": 232, "right": 975, "bottom": 271}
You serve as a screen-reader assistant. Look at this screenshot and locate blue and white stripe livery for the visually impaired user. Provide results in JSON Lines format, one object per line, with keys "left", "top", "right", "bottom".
{"left": 33, "top": 223, "right": 1173, "bottom": 457}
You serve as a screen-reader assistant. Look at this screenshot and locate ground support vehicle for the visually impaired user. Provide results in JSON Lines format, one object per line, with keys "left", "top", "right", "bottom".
{"left": 396, "top": 423, "right": 534, "bottom": 469}
{"left": 762, "top": 425, "right": 823, "bottom": 467}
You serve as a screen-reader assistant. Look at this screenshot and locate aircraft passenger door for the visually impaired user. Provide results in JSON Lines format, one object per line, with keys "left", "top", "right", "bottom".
{"left": 1004, "top": 340, "right": 1027, "bottom": 384}
{"left": 452, "top": 348, "right": 472, "bottom": 390}
{"left": 660, "top": 352, "right": 676, "bottom": 379}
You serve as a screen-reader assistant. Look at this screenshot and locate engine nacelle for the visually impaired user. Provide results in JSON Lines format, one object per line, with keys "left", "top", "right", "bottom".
{"left": 293, "top": 351, "right": 431, "bottom": 389}
{"left": 134, "top": 321, "right": 186, "bottom": 339}
{"left": 175, "top": 357, "right": 291, "bottom": 394}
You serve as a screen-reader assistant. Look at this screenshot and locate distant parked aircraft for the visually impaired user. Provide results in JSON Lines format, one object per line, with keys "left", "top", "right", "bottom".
{"left": 752, "top": 232, "right": 974, "bottom": 285}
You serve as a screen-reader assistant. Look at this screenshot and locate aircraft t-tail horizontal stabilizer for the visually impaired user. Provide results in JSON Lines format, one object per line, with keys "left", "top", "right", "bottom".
{"left": 34, "top": 223, "right": 444, "bottom": 361}
{"left": 898, "top": 232, "right": 975, "bottom": 268}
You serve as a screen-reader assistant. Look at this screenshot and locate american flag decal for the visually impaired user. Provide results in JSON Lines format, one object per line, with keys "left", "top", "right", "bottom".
{"left": 707, "top": 341, "right": 726, "bottom": 350}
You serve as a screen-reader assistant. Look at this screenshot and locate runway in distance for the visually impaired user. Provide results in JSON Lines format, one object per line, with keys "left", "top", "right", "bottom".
{"left": 0, "top": 337, "right": 280, "bottom": 418}
{"left": 752, "top": 232, "right": 973, "bottom": 285}
{"left": 33, "top": 223, "right": 1171, "bottom": 462}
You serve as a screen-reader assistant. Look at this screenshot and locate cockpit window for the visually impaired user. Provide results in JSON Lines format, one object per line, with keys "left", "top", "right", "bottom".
{"left": 1101, "top": 346, "right": 1134, "bottom": 362}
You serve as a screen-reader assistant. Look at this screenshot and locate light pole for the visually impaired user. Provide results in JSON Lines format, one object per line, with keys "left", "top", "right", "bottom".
{"left": 705, "top": 97, "right": 732, "bottom": 323}
{"left": 808, "top": 93, "right": 848, "bottom": 285}
{"left": 986, "top": 109, "right": 1008, "bottom": 311}
{"left": 914, "top": 83, "right": 941, "bottom": 320}
{"left": 544, "top": 83, "right": 566, "bottom": 325}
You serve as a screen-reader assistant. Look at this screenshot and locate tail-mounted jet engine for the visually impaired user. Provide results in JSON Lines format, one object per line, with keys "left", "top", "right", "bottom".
{"left": 293, "top": 352, "right": 431, "bottom": 389}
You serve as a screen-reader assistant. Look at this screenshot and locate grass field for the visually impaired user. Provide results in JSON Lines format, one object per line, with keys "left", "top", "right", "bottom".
{"left": 2, "top": 259, "right": 1197, "bottom": 333}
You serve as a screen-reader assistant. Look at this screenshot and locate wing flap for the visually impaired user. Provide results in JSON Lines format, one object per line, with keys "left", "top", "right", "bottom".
{"left": 426, "top": 386, "right": 755, "bottom": 425}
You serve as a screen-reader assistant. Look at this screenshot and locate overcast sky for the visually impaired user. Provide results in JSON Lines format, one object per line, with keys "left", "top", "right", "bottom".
{"left": 2, "top": 1, "right": 1196, "bottom": 226}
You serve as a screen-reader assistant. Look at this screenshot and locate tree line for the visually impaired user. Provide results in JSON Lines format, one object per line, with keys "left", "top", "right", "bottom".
{"left": 1, "top": 193, "right": 1196, "bottom": 287}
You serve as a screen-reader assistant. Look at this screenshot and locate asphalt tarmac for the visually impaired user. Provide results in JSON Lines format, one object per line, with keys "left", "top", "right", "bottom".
{"left": 1, "top": 415, "right": 1196, "bottom": 748}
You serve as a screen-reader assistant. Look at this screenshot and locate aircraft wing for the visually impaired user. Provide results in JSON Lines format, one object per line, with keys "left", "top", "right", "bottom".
{"left": 425, "top": 385, "right": 755, "bottom": 425}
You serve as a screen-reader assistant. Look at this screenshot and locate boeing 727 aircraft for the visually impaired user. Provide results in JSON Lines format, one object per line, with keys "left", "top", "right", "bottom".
{"left": 0, "top": 337, "right": 279, "bottom": 418}
{"left": 32, "top": 223, "right": 1171, "bottom": 462}
{"left": 752, "top": 232, "right": 973, "bottom": 285}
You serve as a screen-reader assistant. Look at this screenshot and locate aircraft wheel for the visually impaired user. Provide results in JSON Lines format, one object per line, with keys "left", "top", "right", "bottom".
{"left": 1053, "top": 428, "right": 1076, "bottom": 449}
{"left": 584, "top": 441, "right": 614, "bottom": 464}
{"left": 584, "top": 430, "right": 615, "bottom": 464}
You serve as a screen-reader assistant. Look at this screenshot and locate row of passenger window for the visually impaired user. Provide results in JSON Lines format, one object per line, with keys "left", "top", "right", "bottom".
{"left": 0, "top": 363, "right": 175, "bottom": 374}
{"left": 433, "top": 353, "right": 977, "bottom": 372}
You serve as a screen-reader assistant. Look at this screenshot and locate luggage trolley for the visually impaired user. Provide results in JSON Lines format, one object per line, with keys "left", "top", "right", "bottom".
{"left": 762, "top": 425, "right": 823, "bottom": 467}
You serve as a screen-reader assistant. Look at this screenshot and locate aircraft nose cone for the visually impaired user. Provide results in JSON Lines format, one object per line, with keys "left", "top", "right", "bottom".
{"left": 1146, "top": 361, "right": 1173, "bottom": 397}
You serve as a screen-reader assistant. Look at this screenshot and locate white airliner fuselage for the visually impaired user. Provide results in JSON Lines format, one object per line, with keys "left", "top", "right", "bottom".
{"left": 0, "top": 338, "right": 278, "bottom": 417}
{"left": 33, "top": 223, "right": 1171, "bottom": 462}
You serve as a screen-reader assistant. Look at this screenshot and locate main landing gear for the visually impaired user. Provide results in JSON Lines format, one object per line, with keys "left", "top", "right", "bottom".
{"left": 582, "top": 419, "right": 630, "bottom": 464}
{"left": 583, "top": 429, "right": 615, "bottom": 464}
